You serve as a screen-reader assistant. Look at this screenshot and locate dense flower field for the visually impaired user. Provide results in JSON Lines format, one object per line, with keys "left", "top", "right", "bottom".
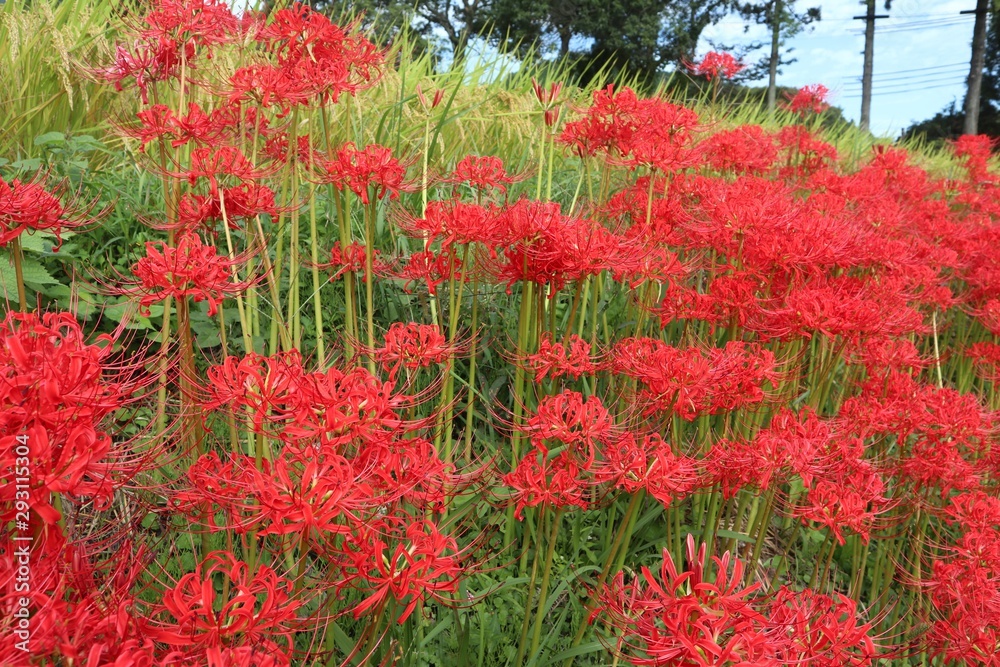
{"left": 2, "top": 1, "right": 1000, "bottom": 665}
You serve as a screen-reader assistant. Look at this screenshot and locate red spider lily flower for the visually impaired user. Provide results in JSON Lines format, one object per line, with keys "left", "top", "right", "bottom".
{"left": 952, "top": 134, "right": 996, "bottom": 184}
{"left": 127, "top": 102, "right": 235, "bottom": 150}
{"left": 689, "top": 51, "right": 745, "bottom": 80}
{"left": 503, "top": 451, "right": 589, "bottom": 519}
{"left": 610, "top": 338, "right": 779, "bottom": 420}
{"left": 757, "top": 407, "right": 834, "bottom": 490}
{"left": 283, "top": 365, "right": 406, "bottom": 450}
{"left": 321, "top": 241, "right": 386, "bottom": 280}
{"left": 129, "top": 233, "right": 255, "bottom": 316}
{"left": 532, "top": 78, "right": 563, "bottom": 107}
{"left": 966, "top": 341, "right": 1000, "bottom": 381}
{"left": 257, "top": 1, "right": 347, "bottom": 62}
{"left": 174, "top": 182, "right": 278, "bottom": 234}
{"left": 850, "top": 337, "right": 929, "bottom": 377}
{"left": 593, "top": 535, "right": 770, "bottom": 667}
{"left": 398, "top": 199, "right": 504, "bottom": 250}
{"left": 625, "top": 98, "right": 700, "bottom": 173}
{"left": 972, "top": 298, "right": 1000, "bottom": 335}
{"left": 525, "top": 390, "right": 613, "bottom": 468}
{"left": 894, "top": 435, "right": 982, "bottom": 498}
{"left": 839, "top": 369, "right": 991, "bottom": 448}
{"left": 141, "top": 0, "right": 240, "bottom": 47}
{"left": 374, "top": 322, "right": 456, "bottom": 377}
{"left": 181, "top": 145, "right": 275, "bottom": 197}
{"left": 90, "top": 37, "right": 192, "bottom": 104}
{"left": 527, "top": 333, "right": 598, "bottom": 382}
{"left": 262, "top": 131, "right": 320, "bottom": 168}
{"left": 227, "top": 63, "right": 316, "bottom": 112}
{"left": 320, "top": 142, "right": 411, "bottom": 204}
{"left": 644, "top": 439, "right": 700, "bottom": 508}
{"left": 768, "top": 587, "right": 878, "bottom": 666}
{"left": 173, "top": 451, "right": 261, "bottom": 532}
{"left": 593, "top": 432, "right": 652, "bottom": 493}
{"left": 782, "top": 84, "right": 831, "bottom": 116}
{"left": 146, "top": 551, "right": 300, "bottom": 658}
{"left": 697, "top": 125, "right": 778, "bottom": 174}
{"left": 558, "top": 85, "right": 643, "bottom": 158}
{"left": 397, "top": 248, "right": 462, "bottom": 295}
{"left": 703, "top": 436, "right": 783, "bottom": 500}
{"left": 345, "top": 519, "right": 463, "bottom": 623}
{"left": 200, "top": 351, "right": 306, "bottom": 434}
{"left": 179, "top": 450, "right": 376, "bottom": 536}
{"left": 488, "top": 204, "right": 626, "bottom": 291}
{"left": 170, "top": 102, "right": 230, "bottom": 147}
{"left": 753, "top": 275, "right": 925, "bottom": 343}
{"left": 0, "top": 312, "right": 133, "bottom": 526}
{"left": 0, "top": 176, "right": 88, "bottom": 248}
{"left": 795, "top": 458, "right": 887, "bottom": 544}
{"left": 924, "top": 492, "right": 1000, "bottom": 665}
{"left": 775, "top": 126, "right": 838, "bottom": 176}
{"left": 353, "top": 436, "right": 452, "bottom": 512}
{"left": 449, "top": 155, "right": 522, "bottom": 193}
{"left": 256, "top": 4, "right": 383, "bottom": 103}
{"left": 128, "top": 103, "right": 176, "bottom": 149}
{"left": 0, "top": 535, "right": 154, "bottom": 665}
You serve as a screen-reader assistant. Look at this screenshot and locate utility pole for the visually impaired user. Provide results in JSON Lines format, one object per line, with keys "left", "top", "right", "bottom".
{"left": 854, "top": 0, "right": 889, "bottom": 133}
{"left": 962, "top": 0, "right": 991, "bottom": 135}
{"left": 767, "top": 0, "right": 782, "bottom": 115}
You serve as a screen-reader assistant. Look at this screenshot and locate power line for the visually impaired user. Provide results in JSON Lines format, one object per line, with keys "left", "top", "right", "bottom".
{"left": 849, "top": 16, "right": 972, "bottom": 34}
{"left": 842, "top": 81, "right": 967, "bottom": 98}
{"left": 842, "top": 69, "right": 968, "bottom": 86}
{"left": 858, "top": 68, "right": 967, "bottom": 85}
{"left": 844, "top": 76, "right": 968, "bottom": 93}
{"left": 872, "top": 62, "right": 969, "bottom": 76}
{"left": 824, "top": 11, "right": 981, "bottom": 22}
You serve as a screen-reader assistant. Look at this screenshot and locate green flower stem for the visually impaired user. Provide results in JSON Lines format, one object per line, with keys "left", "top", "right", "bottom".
{"left": 308, "top": 180, "right": 326, "bottom": 364}
{"left": 528, "top": 507, "right": 563, "bottom": 666}
{"left": 515, "top": 509, "right": 543, "bottom": 667}
{"left": 11, "top": 237, "right": 26, "bottom": 312}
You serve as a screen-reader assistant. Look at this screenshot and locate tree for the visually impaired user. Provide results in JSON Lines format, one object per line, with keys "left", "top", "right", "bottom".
{"left": 658, "top": 0, "right": 738, "bottom": 67}
{"left": 477, "top": 0, "right": 744, "bottom": 83}
{"left": 309, "top": 0, "right": 746, "bottom": 82}
{"left": 735, "top": 1, "right": 820, "bottom": 113}
{"left": 309, "top": 0, "right": 493, "bottom": 62}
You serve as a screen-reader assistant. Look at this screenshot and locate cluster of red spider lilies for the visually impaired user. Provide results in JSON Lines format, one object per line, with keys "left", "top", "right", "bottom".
{"left": 2, "top": 1, "right": 1000, "bottom": 665}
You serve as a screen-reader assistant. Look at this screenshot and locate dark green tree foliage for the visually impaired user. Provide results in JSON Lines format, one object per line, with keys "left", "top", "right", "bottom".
{"left": 734, "top": 1, "right": 820, "bottom": 82}
{"left": 309, "top": 0, "right": 747, "bottom": 84}
{"left": 903, "top": 4, "right": 1000, "bottom": 141}
{"left": 658, "top": 1, "right": 737, "bottom": 66}
{"left": 480, "top": 0, "right": 743, "bottom": 82}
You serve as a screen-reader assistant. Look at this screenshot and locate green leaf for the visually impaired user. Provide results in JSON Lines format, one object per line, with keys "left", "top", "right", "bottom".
{"left": 195, "top": 327, "right": 221, "bottom": 348}
{"left": 9, "top": 158, "right": 43, "bottom": 172}
{"left": 544, "top": 641, "right": 606, "bottom": 664}
{"left": 0, "top": 253, "right": 59, "bottom": 301}
{"left": 47, "top": 284, "right": 99, "bottom": 318}
{"left": 327, "top": 621, "right": 354, "bottom": 657}
{"left": 34, "top": 131, "right": 66, "bottom": 146}
{"left": 716, "top": 529, "right": 755, "bottom": 543}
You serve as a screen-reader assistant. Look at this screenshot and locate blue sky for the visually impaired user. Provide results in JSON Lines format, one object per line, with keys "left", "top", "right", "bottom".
{"left": 700, "top": 0, "right": 978, "bottom": 137}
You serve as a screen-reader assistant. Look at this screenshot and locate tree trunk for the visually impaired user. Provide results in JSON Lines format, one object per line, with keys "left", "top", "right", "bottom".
{"left": 559, "top": 28, "right": 571, "bottom": 59}
{"left": 767, "top": 0, "right": 781, "bottom": 115}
